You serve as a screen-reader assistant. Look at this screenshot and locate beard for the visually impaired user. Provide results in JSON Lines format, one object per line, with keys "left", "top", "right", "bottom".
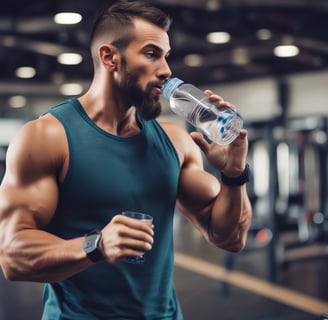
{"left": 135, "top": 82, "right": 162, "bottom": 121}
{"left": 119, "top": 69, "right": 162, "bottom": 121}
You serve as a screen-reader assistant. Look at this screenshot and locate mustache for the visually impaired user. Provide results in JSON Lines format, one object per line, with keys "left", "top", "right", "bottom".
{"left": 147, "top": 81, "right": 164, "bottom": 91}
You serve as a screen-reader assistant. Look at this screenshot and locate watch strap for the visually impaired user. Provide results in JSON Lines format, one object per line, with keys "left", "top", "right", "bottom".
{"left": 221, "top": 163, "right": 250, "bottom": 187}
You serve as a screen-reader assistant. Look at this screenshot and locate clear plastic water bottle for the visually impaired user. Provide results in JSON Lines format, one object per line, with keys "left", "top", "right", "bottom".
{"left": 162, "top": 77, "right": 243, "bottom": 145}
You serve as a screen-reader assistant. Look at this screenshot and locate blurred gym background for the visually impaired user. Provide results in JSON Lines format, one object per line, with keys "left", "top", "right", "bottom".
{"left": 1, "top": 1, "right": 328, "bottom": 319}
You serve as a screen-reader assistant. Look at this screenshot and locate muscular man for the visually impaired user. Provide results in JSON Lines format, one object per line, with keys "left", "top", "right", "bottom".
{"left": 0, "top": 1, "right": 252, "bottom": 319}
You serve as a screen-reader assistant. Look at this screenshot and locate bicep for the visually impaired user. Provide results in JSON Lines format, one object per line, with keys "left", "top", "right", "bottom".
{"left": 0, "top": 121, "right": 60, "bottom": 231}
{"left": 162, "top": 121, "right": 220, "bottom": 228}
{"left": 176, "top": 128, "right": 220, "bottom": 210}
{"left": 176, "top": 166, "right": 220, "bottom": 239}
{"left": 177, "top": 166, "right": 220, "bottom": 212}
{"left": 0, "top": 176, "right": 58, "bottom": 230}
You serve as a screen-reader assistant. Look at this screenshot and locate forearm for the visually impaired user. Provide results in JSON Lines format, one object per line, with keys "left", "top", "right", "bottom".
{"left": 209, "top": 184, "right": 252, "bottom": 252}
{"left": 0, "top": 229, "right": 91, "bottom": 283}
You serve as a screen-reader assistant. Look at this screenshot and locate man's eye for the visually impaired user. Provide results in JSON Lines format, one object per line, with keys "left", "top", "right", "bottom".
{"left": 145, "top": 52, "right": 156, "bottom": 59}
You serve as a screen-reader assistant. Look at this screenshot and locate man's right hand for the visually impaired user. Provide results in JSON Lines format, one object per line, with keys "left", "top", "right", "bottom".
{"left": 100, "top": 214, "right": 154, "bottom": 263}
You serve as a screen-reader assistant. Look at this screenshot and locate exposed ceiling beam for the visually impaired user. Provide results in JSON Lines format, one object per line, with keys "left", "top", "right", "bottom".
{"left": 0, "top": 35, "right": 87, "bottom": 56}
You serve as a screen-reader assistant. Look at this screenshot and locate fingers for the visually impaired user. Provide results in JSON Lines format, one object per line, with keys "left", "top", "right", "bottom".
{"left": 119, "top": 215, "right": 154, "bottom": 235}
{"left": 116, "top": 215, "right": 154, "bottom": 248}
{"left": 230, "top": 129, "right": 248, "bottom": 147}
{"left": 190, "top": 132, "right": 210, "bottom": 154}
{"left": 204, "top": 89, "right": 237, "bottom": 111}
{"left": 120, "top": 221, "right": 154, "bottom": 248}
{"left": 117, "top": 218, "right": 154, "bottom": 261}
{"left": 100, "top": 215, "right": 154, "bottom": 263}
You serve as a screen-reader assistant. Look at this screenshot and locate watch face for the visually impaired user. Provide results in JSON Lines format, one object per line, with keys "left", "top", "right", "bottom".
{"left": 83, "top": 233, "right": 101, "bottom": 254}
{"left": 83, "top": 230, "right": 104, "bottom": 262}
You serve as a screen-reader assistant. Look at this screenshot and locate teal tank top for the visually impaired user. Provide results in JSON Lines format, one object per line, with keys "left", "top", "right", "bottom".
{"left": 42, "top": 98, "right": 182, "bottom": 320}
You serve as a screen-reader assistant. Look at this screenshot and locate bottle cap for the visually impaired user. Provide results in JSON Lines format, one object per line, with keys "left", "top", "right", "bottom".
{"left": 162, "top": 77, "right": 184, "bottom": 100}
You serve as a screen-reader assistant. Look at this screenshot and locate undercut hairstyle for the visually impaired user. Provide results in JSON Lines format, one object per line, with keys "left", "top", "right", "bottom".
{"left": 90, "top": 1, "right": 172, "bottom": 65}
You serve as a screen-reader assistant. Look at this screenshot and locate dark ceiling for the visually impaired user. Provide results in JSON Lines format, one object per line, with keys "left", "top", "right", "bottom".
{"left": 1, "top": 0, "right": 328, "bottom": 116}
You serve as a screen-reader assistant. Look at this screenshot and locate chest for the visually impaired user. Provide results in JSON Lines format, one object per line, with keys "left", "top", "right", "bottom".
{"left": 60, "top": 127, "right": 180, "bottom": 215}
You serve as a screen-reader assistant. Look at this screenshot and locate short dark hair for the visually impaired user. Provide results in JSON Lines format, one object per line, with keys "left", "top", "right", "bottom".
{"left": 90, "top": 1, "right": 171, "bottom": 62}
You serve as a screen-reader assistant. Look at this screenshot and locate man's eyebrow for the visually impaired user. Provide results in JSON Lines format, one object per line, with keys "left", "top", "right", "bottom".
{"left": 143, "top": 43, "right": 171, "bottom": 56}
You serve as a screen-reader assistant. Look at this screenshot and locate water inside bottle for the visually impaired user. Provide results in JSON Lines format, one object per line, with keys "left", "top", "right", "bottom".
{"left": 169, "top": 96, "right": 242, "bottom": 145}
{"left": 187, "top": 104, "right": 217, "bottom": 123}
{"left": 188, "top": 104, "right": 242, "bottom": 144}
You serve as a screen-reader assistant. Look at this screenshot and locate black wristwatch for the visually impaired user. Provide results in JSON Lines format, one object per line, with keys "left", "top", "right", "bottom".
{"left": 221, "top": 163, "right": 250, "bottom": 187}
{"left": 83, "top": 229, "right": 104, "bottom": 263}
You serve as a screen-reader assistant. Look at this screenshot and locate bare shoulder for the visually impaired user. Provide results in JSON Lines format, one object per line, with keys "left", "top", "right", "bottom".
{"left": 159, "top": 121, "right": 203, "bottom": 168}
{"left": 5, "top": 113, "right": 68, "bottom": 182}
{"left": 0, "top": 114, "right": 67, "bottom": 228}
{"left": 22, "top": 113, "right": 65, "bottom": 141}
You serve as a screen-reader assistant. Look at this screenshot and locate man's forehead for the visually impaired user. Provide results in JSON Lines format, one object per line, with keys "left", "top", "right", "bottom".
{"left": 132, "top": 18, "right": 171, "bottom": 52}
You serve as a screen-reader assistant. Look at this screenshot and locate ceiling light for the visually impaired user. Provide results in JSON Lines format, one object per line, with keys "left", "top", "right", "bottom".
{"left": 206, "top": 32, "right": 230, "bottom": 44}
{"left": 60, "top": 83, "right": 83, "bottom": 96}
{"left": 206, "top": 0, "right": 221, "bottom": 11}
{"left": 8, "top": 95, "right": 27, "bottom": 108}
{"left": 256, "top": 29, "right": 272, "bottom": 41}
{"left": 274, "top": 45, "right": 299, "bottom": 57}
{"left": 183, "top": 54, "right": 204, "bottom": 67}
{"left": 232, "top": 48, "right": 250, "bottom": 65}
{"left": 57, "top": 53, "right": 83, "bottom": 65}
{"left": 15, "top": 66, "right": 36, "bottom": 79}
{"left": 2, "top": 36, "right": 16, "bottom": 47}
{"left": 54, "top": 12, "right": 82, "bottom": 25}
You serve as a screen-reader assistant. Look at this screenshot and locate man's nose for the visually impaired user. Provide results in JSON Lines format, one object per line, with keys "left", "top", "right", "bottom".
{"left": 158, "top": 58, "right": 172, "bottom": 80}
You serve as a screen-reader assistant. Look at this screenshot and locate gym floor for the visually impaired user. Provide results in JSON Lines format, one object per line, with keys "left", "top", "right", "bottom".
{"left": 0, "top": 214, "right": 327, "bottom": 320}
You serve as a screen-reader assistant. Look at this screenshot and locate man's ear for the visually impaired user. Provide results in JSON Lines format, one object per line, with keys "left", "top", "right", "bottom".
{"left": 99, "top": 44, "right": 119, "bottom": 70}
